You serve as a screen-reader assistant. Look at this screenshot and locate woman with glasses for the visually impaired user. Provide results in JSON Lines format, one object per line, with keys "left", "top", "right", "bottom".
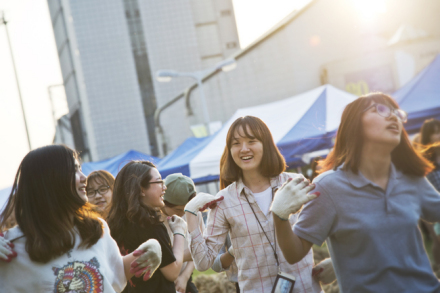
{"left": 86, "top": 170, "right": 115, "bottom": 215}
{"left": 106, "top": 161, "right": 188, "bottom": 293}
{"left": 0, "top": 145, "right": 162, "bottom": 292}
{"left": 271, "top": 93, "right": 440, "bottom": 292}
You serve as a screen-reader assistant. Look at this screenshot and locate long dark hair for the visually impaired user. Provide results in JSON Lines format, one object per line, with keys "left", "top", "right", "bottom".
{"left": 320, "top": 93, "right": 433, "bottom": 176}
{"left": 106, "top": 161, "right": 162, "bottom": 245}
{"left": 0, "top": 145, "right": 102, "bottom": 263}
{"left": 220, "top": 116, "right": 286, "bottom": 189}
{"left": 420, "top": 118, "right": 440, "bottom": 164}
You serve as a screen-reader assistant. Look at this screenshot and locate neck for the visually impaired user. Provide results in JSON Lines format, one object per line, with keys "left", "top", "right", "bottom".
{"left": 358, "top": 142, "right": 393, "bottom": 188}
{"left": 242, "top": 169, "right": 271, "bottom": 193}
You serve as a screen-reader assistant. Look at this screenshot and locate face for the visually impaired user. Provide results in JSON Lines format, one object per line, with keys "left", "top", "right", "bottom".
{"left": 74, "top": 159, "right": 88, "bottom": 202}
{"left": 86, "top": 178, "right": 112, "bottom": 212}
{"left": 140, "top": 168, "right": 167, "bottom": 208}
{"left": 362, "top": 101, "right": 403, "bottom": 148}
{"left": 162, "top": 205, "right": 185, "bottom": 217}
{"left": 230, "top": 125, "right": 264, "bottom": 173}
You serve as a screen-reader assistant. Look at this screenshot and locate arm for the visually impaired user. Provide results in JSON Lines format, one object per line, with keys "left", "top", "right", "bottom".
{"left": 273, "top": 215, "right": 313, "bottom": 264}
{"left": 160, "top": 234, "right": 185, "bottom": 282}
{"left": 175, "top": 261, "right": 195, "bottom": 293}
{"left": 220, "top": 248, "right": 235, "bottom": 269}
{"left": 185, "top": 192, "right": 228, "bottom": 271}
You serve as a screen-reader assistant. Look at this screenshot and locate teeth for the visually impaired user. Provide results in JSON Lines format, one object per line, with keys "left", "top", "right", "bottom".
{"left": 242, "top": 156, "right": 252, "bottom": 160}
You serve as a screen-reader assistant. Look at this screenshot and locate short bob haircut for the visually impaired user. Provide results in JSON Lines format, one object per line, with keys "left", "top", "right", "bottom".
{"left": 106, "top": 161, "right": 162, "bottom": 245}
{"left": 420, "top": 118, "right": 440, "bottom": 164}
{"left": 86, "top": 170, "right": 115, "bottom": 215}
{"left": 220, "top": 116, "right": 286, "bottom": 189}
{"left": 0, "top": 145, "right": 102, "bottom": 263}
{"left": 320, "top": 93, "right": 433, "bottom": 176}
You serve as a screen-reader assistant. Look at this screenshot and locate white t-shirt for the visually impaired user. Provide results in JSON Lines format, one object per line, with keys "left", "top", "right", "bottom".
{"left": 0, "top": 219, "right": 126, "bottom": 293}
{"left": 253, "top": 186, "right": 272, "bottom": 216}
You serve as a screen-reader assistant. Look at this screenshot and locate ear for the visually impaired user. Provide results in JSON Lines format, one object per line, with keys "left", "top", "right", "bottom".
{"left": 140, "top": 187, "right": 146, "bottom": 197}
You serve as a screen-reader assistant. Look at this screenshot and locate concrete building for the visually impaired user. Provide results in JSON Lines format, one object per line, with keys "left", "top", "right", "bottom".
{"left": 156, "top": 0, "right": 440, "bottom": 155}
{"left": 47, "top": 0, "right": 240, "bottom": 161}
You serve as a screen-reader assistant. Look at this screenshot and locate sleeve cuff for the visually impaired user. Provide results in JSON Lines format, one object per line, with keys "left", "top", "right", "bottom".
{"left": 293, "top": 226, "right": 325, "bottom": 246}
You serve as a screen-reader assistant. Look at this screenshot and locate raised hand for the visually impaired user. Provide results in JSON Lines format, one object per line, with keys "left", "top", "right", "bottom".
{"left": 167, "top": 215, "right": 187, "bottom": 238}
{"left": 184, "top": 192, "right": 224, "bottom": 216}
{"left": 270, "top": 177, "right": 320, "bottom": 220}
{"left": 312, "top": 258, "right": 336, "bottom": 285}
{"left": 130, "top": 239, "right": 162, "bottom": 281}
{"left": 0, "top": 232, "right": 17, "bottom": 262}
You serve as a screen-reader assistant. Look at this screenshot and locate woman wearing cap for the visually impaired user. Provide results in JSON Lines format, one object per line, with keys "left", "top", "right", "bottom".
{"left": 271, "top": 93, "right": 440, "bottom": 292}
{"left": 160, "top": 173, "right": 203, "bottom": 293}
{"left": 184, "top": 116, "right": 322, "bottom": 293}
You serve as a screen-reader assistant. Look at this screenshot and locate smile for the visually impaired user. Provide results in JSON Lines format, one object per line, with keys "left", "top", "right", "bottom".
{"left": 241, "top": 156, "right": 253, "bottom": 160}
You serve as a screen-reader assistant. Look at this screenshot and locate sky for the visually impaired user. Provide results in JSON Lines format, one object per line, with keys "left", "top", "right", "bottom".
{"left": 0, "top": 0, "right": 310, "bottom": 189}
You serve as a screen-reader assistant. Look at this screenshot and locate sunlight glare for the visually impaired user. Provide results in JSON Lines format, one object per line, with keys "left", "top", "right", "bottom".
{"left": 352, "top": 0, "right": 387, "bottom": 21}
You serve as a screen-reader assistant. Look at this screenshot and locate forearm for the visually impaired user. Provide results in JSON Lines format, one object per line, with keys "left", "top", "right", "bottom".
{"left": 220, "top": 251, "right": 234, "bottom": 269}
{"left": 172, "top": 234, "right": 185, "bottom": 270}
{"left": 185, "top": 211, "right": 199, "bottom": 233}
{"left": 273, "top": 214, "right": 311, "bottom": 264}
{"left": 183, "top": 247, "right": 193, "bottom": 262}
{"left": 180, "top": 261, "right": 195, "bottom": 280}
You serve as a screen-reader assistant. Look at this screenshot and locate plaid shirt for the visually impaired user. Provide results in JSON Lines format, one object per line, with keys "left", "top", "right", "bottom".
{"left": 189, "top": 173, "right": 321, "bottom": 293}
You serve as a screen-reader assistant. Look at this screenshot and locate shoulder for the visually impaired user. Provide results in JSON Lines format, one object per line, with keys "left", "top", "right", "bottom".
{"left": 3, "top": 226, "right": 24, "bottom": 242}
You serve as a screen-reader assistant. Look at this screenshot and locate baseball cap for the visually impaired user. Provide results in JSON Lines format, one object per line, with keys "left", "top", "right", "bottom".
{"left": 163, "top": 173, "right": 196, "bottom": 206}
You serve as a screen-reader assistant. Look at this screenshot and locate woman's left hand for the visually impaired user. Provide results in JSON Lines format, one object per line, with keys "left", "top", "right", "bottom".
{"left": 130, "top": 239, "right": 162, "bottom": 281}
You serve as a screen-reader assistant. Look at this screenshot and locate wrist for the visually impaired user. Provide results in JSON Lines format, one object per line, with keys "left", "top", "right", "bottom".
{"left": 174, "top": 232, "right": 186, "bottom": 238}
{"left": 184, "top": 209, "right": 197, "bottom": 216}
{"left": 272, "top": 211, "right": 289, "bottom": 221}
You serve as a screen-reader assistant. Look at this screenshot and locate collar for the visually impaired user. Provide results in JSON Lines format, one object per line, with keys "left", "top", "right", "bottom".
{"left": 236, "top": 176, "right": 281, "bottom": 203}
{"left": 344, "top": 162, "right": 402, "bottom": 189}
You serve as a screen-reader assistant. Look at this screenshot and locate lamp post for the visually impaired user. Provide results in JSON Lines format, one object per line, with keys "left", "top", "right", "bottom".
{"left": 0, "top": 11, "right": 31, "bottom": 151}
{"left": 156, "top": 58, "right": 237, "bottom": 136}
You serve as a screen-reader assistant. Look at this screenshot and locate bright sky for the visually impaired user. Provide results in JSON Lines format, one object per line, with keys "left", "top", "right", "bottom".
{"left": 0, "top": 0, "right": 310, "bottom": 189}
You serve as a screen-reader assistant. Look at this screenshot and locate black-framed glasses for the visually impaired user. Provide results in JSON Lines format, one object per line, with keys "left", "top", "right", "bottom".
{"left": 363, "top": 103, "right": 407, "bottom": 123}
{"left": 149, "top": 180, "right": 166, "bottom": 188}
{"left": 86, "top": 186, "right": 110, "bottom": 198}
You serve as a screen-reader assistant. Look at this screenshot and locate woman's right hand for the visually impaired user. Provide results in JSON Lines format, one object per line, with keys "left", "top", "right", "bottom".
{"left": 167, "top": 215, "right": 187, "bottom": 238}
{"left": 270, "top": 177, "right": 320, "bottom": 220}
{"left": 184, "top": 192, "right": 224, "bottom": 216}
{"left": 130, "top": 239, "right": 162, "bottom": 281}
{"left": 0, "top": 232, "right": 17, "bottom": 262}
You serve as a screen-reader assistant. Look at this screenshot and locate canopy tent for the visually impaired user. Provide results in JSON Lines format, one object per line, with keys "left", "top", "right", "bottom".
{"left": 82, "top": 149, "right": 161, "bottom": 177}
{"left": 394, "top": 54, "right": 440, "bottom": 134}
{"left": 158, "top": 85, "right": 357, "bottom": 183}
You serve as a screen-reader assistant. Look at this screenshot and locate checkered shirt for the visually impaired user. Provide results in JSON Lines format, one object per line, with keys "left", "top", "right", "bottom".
{"left": 189, "top": 173, "right": 321, "bottom": 293}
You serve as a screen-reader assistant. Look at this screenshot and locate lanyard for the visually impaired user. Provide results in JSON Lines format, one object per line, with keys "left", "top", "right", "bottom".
{"left": 240, "top": 187, "right": 280, "bottom": 272}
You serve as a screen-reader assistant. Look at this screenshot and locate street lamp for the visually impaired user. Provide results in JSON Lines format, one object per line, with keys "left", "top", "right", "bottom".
{"left": 156, "top": 58, "right": 237, "bottom": 135}
{"left": 1, "top": 11, "right": 31, "bottom": 151}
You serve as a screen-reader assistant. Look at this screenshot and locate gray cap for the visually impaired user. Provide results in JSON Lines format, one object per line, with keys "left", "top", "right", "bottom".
{"left": 164, "top": 173, "right": 196, "bottom": 206}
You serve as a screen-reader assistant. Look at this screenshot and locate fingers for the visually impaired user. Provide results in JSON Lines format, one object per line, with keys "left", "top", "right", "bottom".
{"left": 199, "top": 196, "right": 224, "bottom": 211}
{"left": 311, "top": 267, "right": 324, "bottom": 277}
{"left": 303, "top": 183, "right": 316, "bottom": 193}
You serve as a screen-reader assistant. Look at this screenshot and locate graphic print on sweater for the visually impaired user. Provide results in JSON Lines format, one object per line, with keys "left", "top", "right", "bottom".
{"left": 52, "top": 257, "right": 104, "bottom": 293}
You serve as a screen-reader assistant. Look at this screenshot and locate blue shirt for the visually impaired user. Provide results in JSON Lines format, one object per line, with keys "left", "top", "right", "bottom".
{"left": 293, "top": 164, "right": 440, "bottom": 293}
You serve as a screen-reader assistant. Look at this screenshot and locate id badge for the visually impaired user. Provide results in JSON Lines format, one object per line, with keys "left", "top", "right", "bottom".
{"left": 272, "top": 271, "right": 296, "bottom": 293}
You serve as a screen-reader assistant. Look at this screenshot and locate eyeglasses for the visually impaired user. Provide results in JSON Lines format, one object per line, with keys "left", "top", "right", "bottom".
{"left": 363, "top": 103, "right": 407, "bottom": 123}
{"left": 150, "top": 180, "right": 166, "bottom": 188}
{"left": 86, "top": 186, "right": 110, "bottom": 198}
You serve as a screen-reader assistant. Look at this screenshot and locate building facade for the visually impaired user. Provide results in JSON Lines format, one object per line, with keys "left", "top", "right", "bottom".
{"left": 47, "top": 0, "right": 239, "bottom": 160}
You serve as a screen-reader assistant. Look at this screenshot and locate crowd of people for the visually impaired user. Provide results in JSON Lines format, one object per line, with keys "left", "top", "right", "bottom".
{"left": 0, "top": 92, "right": 440, "bottom": 293}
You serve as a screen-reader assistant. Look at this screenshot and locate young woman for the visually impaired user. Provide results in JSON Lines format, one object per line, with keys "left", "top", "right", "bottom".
{"left": 420, "top": 118, "right": 440, "bottom": 264}
{"left": 86, "top": 170, "right": 115, "bottom": 215}
{"left": 271, "top": 93, "right": 440, "bottom": 292}
{"left": 0, "top": 145, "right": 161, "bottom": 292}
{"left": 184, "top": 116, "right": 321, "bottom": 292}
{"left": 106, "top": 161, "right": 187, "bottom": 293}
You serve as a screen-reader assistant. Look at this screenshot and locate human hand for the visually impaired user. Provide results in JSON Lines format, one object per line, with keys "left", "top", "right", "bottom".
{"left": 0, "top": 232, "right": 17, "bottom": 262}
{"left": 174, "top": 274, "right": 189, "bottom": 293}
{"left": 184, "top": 192, "right": 224, "bottom": 216}
{"left": 130, "top": 239, "right": 162, "bottom": 281}
{"left": 167, "top": 215, "right": 187, "bottom": 238}
{"left": 270, "top": 176, "right": 320, "bottom": 220}
{"left": 312, "top": 258, "right": 336, "bottom": 285}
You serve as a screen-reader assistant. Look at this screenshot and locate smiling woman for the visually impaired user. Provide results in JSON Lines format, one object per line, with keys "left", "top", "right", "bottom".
{"left": 86, "top": 170, "right": 115, "bottom": 215}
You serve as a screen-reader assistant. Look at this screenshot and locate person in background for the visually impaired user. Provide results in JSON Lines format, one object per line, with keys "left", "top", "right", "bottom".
{"left": 106, "top": 161, "right": 187, "bottom": 293}
{"left": 271, "top": 93, "right": 440, "bottom": 292}
{"left": 86, "top": 170, "right": 115, "bottom": 215}
{"left": 161, "top": 173, "right": 203, "bottom": 293}
{"left": 0, "top": 145, "right": 161, "bottom": 292}
{"left": 211, "top": 236, "right": 239, "bottom": 292}
{"left": 420, "top": 118, "right": 440, "bottom": 265}
{"left": 184, "top": 116, "right": 321, "bottom": 292}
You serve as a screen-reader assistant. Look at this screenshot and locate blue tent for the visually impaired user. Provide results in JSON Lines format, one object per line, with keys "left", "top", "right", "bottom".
{"left": 158, "top": 85, "right": 357, "bottom": 183}
{"left": 394, "top": 54, "right": 440, "bottom": 134}
{"left": 82, "top": 150, "right": 161, "bottom": 177}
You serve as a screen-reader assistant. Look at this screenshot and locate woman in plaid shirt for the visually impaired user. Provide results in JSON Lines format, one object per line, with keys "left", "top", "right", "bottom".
{"left": 184, "top": 116, "right": 321, "bottom": 293}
